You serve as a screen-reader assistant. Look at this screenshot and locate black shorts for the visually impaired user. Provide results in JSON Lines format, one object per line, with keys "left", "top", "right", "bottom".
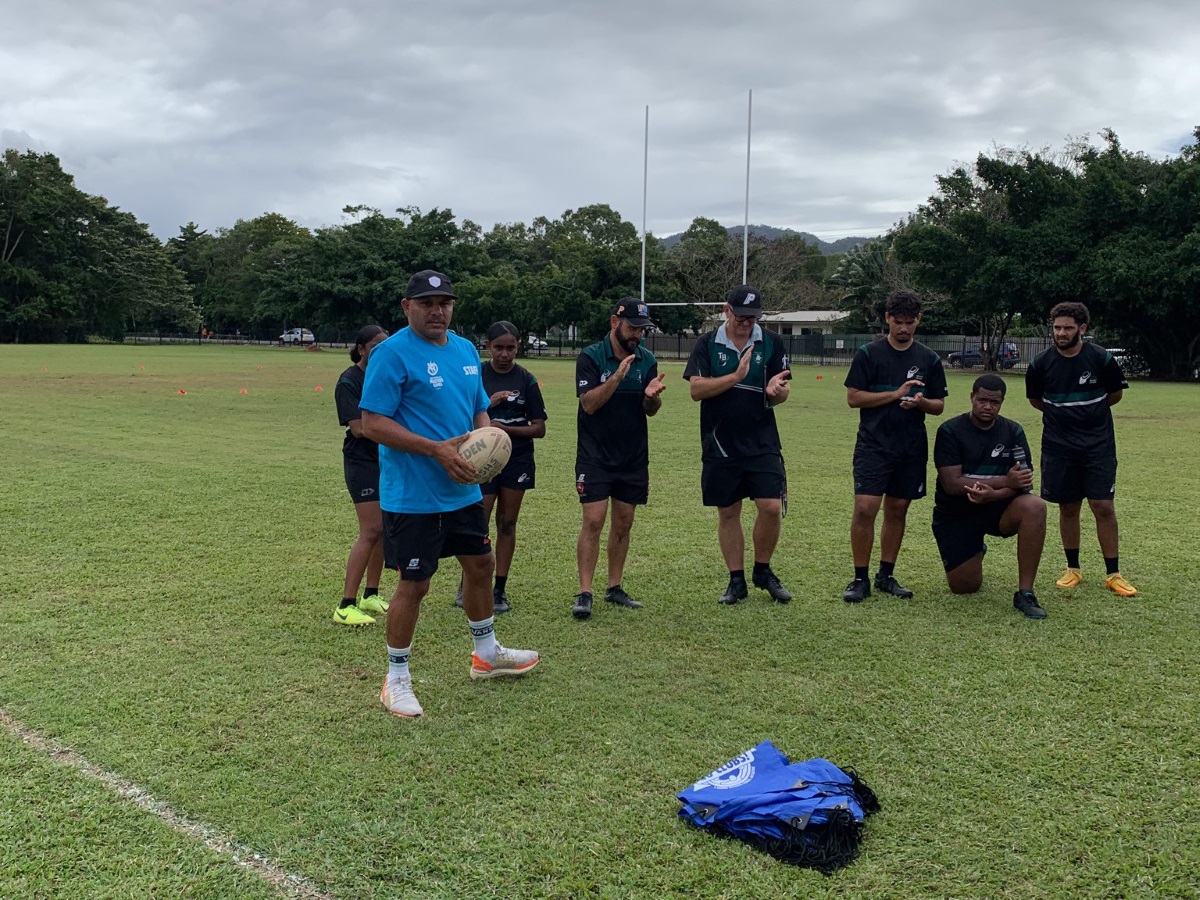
{"left": 383, "top": 503, "right": 491, "bottom": 581}
{"left": 344, "top": 457, "right": 380, "bottom": 504}
{"left": 702, "top": 454, "right": 786, "bottom": 508}
{"left": 931, "top": 499, "right": 1016, "bottom": 571}
{"left": 1040, "top": 451, "right": 1117, "bottom": 504}
{"left": 852, "top": 447, "right": 928, "bottom": 500}
{"left": 575, "top": 463, "right": 649, "bottom": 506}
{"left": 481, "top": 454, "right": 535, "bottom": 496}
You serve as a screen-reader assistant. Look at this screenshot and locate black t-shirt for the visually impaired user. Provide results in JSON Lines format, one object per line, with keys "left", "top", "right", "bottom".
{"left": 335, "top": 364, "right": 379, "bottom": 463}
{"left": 576, "top": 336, "right": 659, "bottom": 470}
{"left": 844, "top": 338, "right": 948, "bottom": 461}
{"left": 933, "top": 412, "right": 1033, "bottom": 518}
{"left": 482, "top": 362, "right": 547, "bottom": 460}
{"left": 1025, "top": 342, "right": 1127, "bottom": 456}
{"left": 682, "top": 325, "right": 789, "bottom": 461}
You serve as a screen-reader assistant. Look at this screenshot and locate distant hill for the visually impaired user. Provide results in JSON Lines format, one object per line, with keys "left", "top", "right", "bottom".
{"left": 659, "top": 224, "right": 875, "bottom": 255}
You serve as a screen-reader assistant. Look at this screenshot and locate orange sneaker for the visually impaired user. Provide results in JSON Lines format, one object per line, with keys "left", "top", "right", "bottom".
{"left": 1104, "top": 573, "right": 1138, "bottom": 597}
{"left": 470, "top": 645, "right": 540, "bottom": 680}
{"left": 1055, "top": 568, "right": 1084, "bottom": 589}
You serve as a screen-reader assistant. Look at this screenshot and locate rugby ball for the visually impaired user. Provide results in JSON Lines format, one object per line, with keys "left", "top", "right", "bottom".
{"left": 458, "top": 426, "right": 512, "bottom": 484}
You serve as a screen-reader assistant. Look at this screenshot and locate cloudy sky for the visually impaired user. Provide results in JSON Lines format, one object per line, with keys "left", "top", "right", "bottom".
{"left": 3, "top": 1, "right": 1197, "bottom": 242}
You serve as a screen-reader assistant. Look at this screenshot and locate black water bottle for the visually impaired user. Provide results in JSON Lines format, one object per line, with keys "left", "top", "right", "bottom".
{"left": 1013, "top": 445, "right": 1029, "bottom": 471}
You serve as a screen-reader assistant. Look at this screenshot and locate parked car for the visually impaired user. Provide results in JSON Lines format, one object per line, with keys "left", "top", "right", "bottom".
{"left": 526, "top": 335, "right": 548, "bottom": 350}
{"left": 279, "top": 328, "right": 316, "bottom": 345}
{"left": 1107, "top": 348, "right": 1148, "bottom": 376}
{"left": 946, "top": 342, "right": 1019, "bottom": 369}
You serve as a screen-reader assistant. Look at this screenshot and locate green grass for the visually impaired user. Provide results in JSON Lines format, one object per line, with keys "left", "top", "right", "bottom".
{"left": 1, "top": 344, "right": 1198, "bottom": 898}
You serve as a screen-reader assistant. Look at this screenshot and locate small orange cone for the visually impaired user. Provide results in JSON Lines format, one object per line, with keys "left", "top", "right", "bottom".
{"left": 40, "top": 367, "right": 47, "bottom": 372}
{"left": 816, "top": 375, "right": 823, "bottom": 381}
{"left": 239, "top": 388, "right": 248, "bottom": 395}
{"left": 314, "top": 385, "right": 323, "bottom": 392}
{"left": 307, "top": 365, "right": 312, "bottom": 371}
{"left": 138, "top": 365, "right": 145, "bottom": 370}
{"left": 256, "top": 365, "right": 263, "bottom": 371}
{"left": 177, "top": 389, "right": 187, "bottom": 395}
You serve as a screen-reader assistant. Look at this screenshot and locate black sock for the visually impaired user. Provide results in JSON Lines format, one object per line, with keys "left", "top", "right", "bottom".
{"left": 877, "top": 560, "right": 895, "bottom": 579}
{"left": 854, "top": 566, "right": 869, "bottom": 582}
{"left": 494, "top": 575, "right": 507, "bottom": 592}
{"left": 1104, "top": 556, "right": 1120, "bottom": 575}
{"left": 752, "top": 562, "right": 771, "bottom": 579}
{"left": 1065, "top": 548, "right": 1081, "bottom": 569}
{"left": 363, "top": 586, "right": 379, "bottom": 598}
{"left": 339, "top": 597, "right": 357, "bottom": 610}
{"left": 729, "top": 569, "right": 746, "bottom": 583}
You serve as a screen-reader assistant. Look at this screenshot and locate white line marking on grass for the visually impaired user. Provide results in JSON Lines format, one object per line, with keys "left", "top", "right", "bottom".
{"left": 0, "top": 708, "right": 335, "bottom": 900}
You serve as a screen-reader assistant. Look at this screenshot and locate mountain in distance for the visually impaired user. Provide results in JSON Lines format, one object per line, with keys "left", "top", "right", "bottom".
{"left": 659, "top": 224, "right": 876, "bottom": 255}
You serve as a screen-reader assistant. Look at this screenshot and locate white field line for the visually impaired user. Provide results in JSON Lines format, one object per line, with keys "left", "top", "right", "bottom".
{"left": 0, "top": 708, "right": 335, "bottom": 900}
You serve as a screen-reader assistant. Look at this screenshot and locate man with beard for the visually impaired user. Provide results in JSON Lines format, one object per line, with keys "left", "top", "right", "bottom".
{"left": 571, "top": 298, "right": 667, "bottom": 619}
{"left": 842, "top": 290, "right": 948, "bottom": 603}
{"left": 1025, "top": 302, "right": 1135, "bottom": 596}
{"left": 933, "top": 375, "right": 1048, "bottom": 618}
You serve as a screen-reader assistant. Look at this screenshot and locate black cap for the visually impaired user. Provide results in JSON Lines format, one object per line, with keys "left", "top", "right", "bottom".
{"left": 613, "top": 297, "right": 653, "bottom": 327}
{"left": 406, "top": 270, "right": 456, "bottom": 299}
{"left": 727, "top": 285, "right": 763, "bottom": 317}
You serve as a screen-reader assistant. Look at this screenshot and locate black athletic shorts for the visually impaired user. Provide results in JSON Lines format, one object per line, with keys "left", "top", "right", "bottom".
{"left": 481, "top": 454, "right": 535, "bottom": 496}
{"left": 931, "top": 499, "right": 1015, "bottom": 572}
{"left": 344, "top": 457, "right": 380, "bottom": 504}
{"left": 702, "top": 454, "right": 786, "bottom": 508}
{"left": 383, "top": 502, "right": 491, "bottom": 581}
{"left": 852, "top": 447, "right": 928, "bottom": 500}
{"left": 1040, "top": 451, "right": 1117, "bottom": 504}
{"left": 575, "top": 462, "right": 649, "bottom": 506}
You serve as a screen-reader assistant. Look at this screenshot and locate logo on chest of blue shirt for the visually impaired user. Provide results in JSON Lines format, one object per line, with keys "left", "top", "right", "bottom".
{"left": 426, "top": 360, "right": 444, "bottom": 390}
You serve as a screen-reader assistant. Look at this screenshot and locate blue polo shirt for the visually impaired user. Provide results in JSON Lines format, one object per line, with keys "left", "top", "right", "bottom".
{"left": 360, "top": 328, "right": 489, "bottom": 513}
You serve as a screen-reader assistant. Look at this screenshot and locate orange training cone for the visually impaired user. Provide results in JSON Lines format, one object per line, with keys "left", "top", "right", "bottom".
{"left": 240, "top": 388, "right": 248, "bottom": 395}
{"left": 314, "top": 385, "right": 323, "bottom": 392}
{"left": 177, "top": 389, "right": 187, "bottom": 395}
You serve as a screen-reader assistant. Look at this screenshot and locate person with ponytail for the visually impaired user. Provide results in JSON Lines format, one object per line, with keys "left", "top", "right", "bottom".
{"left": 333, "top": 324, "right": 390, "bottom": 625}
{"left": 473, "top": 321, "right": 547, "bottom": 613}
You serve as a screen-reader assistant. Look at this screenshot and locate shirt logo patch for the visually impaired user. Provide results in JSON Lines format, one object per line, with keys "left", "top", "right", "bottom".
{"left": 463, "top": 365, "right": 478, "bottom": 375}
{"left": 578, "top": 379, "right": 588, "bottom": 387}
{"left": 907, "top": 366, "right": 921, "bottom": 379}
{"left": 991, "top": 444, "right": 1005, "bottom": 458}
{"left": 718, "top": 351, "right": 728, "bottom": 365}
{"left": 600, "top": 371, "right": 610, "bottom": 383}
{"left": 1079, "top": 372, "right": 1093, "bottom": 385}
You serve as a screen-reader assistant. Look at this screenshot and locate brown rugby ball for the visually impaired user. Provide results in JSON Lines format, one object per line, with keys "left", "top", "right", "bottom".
{"left": 458, "top": 426, "right": 513, "bottom": 484}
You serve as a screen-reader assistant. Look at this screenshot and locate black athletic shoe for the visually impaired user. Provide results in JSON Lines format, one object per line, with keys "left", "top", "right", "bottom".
{"left": 1013, "top": 590, "right": 1047, "bottom": 620}
{"left": 493, "top": 588, "right": 510, "bottom": 615}
{"left": 874, "top": 574, "right": 914, "bottom": 599}
{"left": 843, "top": 578, "right": 871, "bottom": 603}
{"left": 752, "top": 569, "right": 792, "bottom": 603}
{"left": 571, "top": 592, "right": 593, "bottom": 620}
{"left": 604, "top": 585, "right": 643, "bottom": 609}
{"left": 718, "top": 578, "right": 749, "bottom": 605}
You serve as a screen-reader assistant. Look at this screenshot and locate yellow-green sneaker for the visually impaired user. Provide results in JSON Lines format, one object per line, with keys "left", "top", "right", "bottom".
{"left": 1055, "top": 568, "right": 1083, "bottom": 589}
{"left": 359, "top": 595, "right": 389, "bottom": 615}
{"left": 332, "top": 605, "right": 375, "bottom": 626}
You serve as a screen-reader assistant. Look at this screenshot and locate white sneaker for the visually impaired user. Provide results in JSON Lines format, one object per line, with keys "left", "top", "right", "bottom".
{"left": 380, "top": 678, "right": 423, "bottom": 717}
{"left": 470, "top": 645, "right": 540, "bottom": 680}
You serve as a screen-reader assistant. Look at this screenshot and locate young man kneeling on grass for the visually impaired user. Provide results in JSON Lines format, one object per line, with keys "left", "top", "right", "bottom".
{"left": 932, "top": 375, "right": 1048, "bottom": 619}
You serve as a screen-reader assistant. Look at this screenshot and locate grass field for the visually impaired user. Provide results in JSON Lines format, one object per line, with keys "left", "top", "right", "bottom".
{"left": 1, "top": 343, "right": 1198, "bottom": 899}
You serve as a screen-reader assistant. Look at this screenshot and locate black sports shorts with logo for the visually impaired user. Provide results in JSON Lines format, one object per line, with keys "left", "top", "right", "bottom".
{"left": 931, "top": 498, "right": 1016, "bottom": 572}
{"left": 852, "top": 447, "right": 928, "bottom": 499}
{"left": 701, "top": 454, "right": 786, "bottom": 508}
{"left": 344, "top": 457, "right": 381, "bottom": 505}
{"left": 383, "top": 502, "right": 491, "bottom": 581}
{"left": 481, "top": 454, "right": 536, "bottom": 496}
{"left": 574, "top": 463, "right": 649, "bottom": 505}
{"left": 1039, "top": 452, "right": 1117, "bottom": 504}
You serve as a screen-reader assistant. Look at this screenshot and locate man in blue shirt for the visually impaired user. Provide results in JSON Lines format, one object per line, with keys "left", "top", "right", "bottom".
{"left": 362, "top": 270, "right": 539, "bottom": 719}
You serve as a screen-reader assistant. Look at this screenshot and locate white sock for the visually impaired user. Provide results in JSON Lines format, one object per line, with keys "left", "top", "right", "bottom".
{"left": 387, "top": 644, "right": 411, "bottom": 683}
{"left": 468, "top": 616, "right": 498, "bottom": 661}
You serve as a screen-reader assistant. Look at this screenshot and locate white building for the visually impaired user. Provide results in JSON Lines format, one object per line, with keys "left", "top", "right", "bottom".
{"left": 759, "top": 310, "right": 848, "bottom": 335}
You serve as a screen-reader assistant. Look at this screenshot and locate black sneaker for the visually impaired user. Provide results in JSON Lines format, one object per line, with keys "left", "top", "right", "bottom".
{"left": 1013, "top": 590, "right": 1047, "bottom": 620}
{"left": 843, "top": 578, "right": 871, "bottom": 603}
{"left": 874, "top": 574, "right": 914, "bottom": 599}
{"left": 604, "top": 585, "right": 643, "bottom": 609}
{"left": 718, "top": 578, "right": 748, "bottom": 605}
{"left": 571, "top": 592, "right": 593, "bottom": 620}
{"left": 752, "top": 569, "right": 792, "bottom": 603}
{"left": 493, "top": 588, "right": 510, "bottom": 615}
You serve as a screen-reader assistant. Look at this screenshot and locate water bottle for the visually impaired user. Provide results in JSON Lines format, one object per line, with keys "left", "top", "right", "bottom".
{"left": 1013, "top": 445, "right": 1029, "bottom": 471}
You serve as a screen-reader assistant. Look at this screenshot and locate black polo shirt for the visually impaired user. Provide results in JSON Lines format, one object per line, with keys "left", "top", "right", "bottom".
{"left": 482, "top": 362, "right": 547, "bottom": 461}
{"left": 933, "top": 413, "right": 1032, "bottom": 518}
{"left": 576, "top": 335, "right": 658, "bottom": 470}
{"left": 845, "top": 338, "right": 948, "bottom": 462}
{"left": 1025, "top": 343, "right": 1126, "bottom": 457}
{"left": 335, "top": 364, "right": 378, "bottom": 463}
{"left": 682, "top": 324, "right": 789, "bottom": 461}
